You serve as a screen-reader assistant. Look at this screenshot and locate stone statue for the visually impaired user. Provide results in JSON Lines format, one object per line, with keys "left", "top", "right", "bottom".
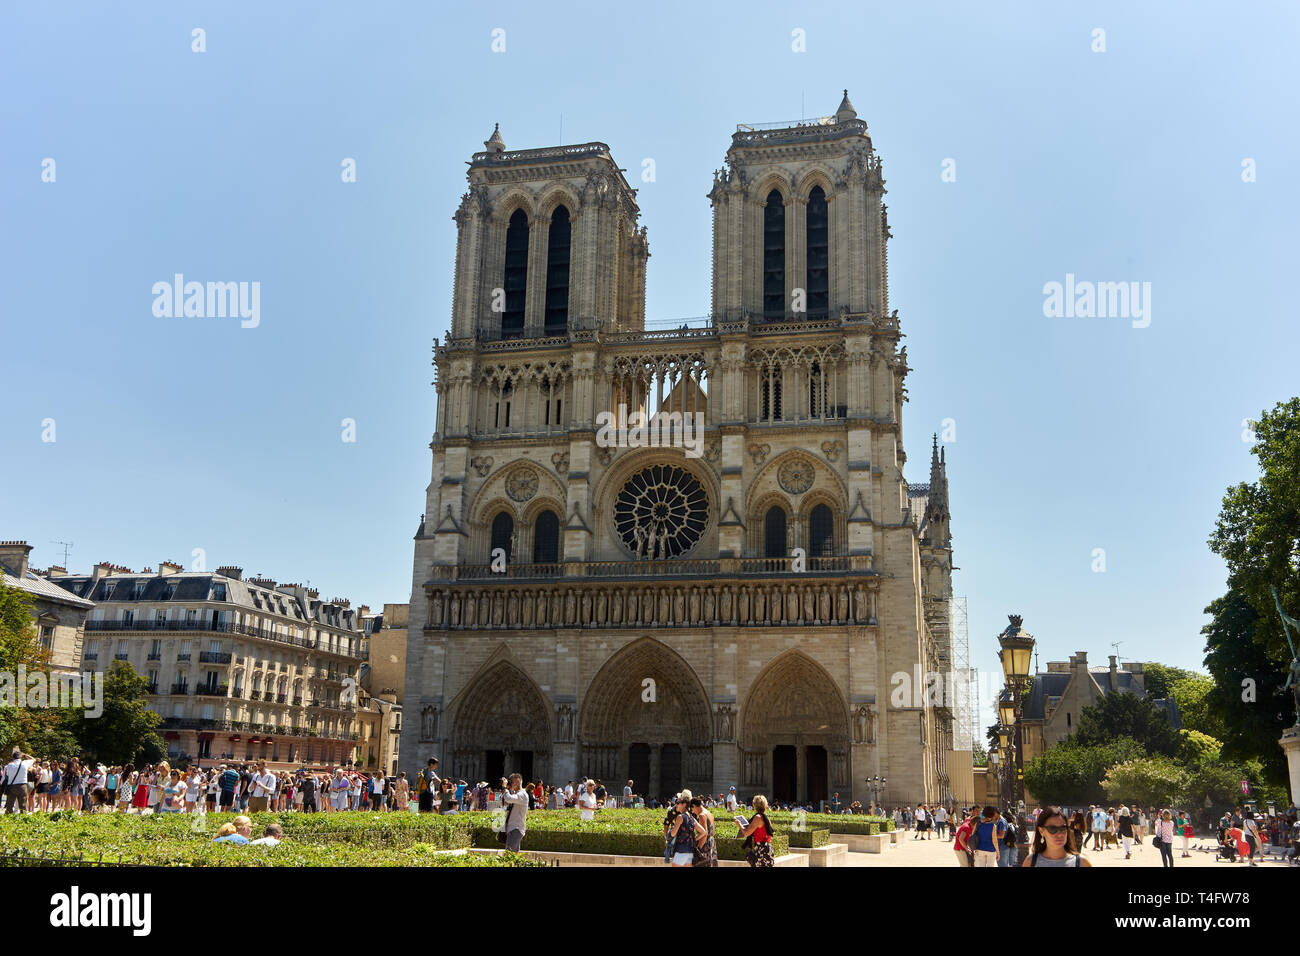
{"left": 557, "top": 704, "right": 574, "bottom": 741}
{"left": 420, "top": 705, "right": 439, "bottom": 742}
{"left": 645, "top": 523, "right": 659, "bottom": 561}
{"left": 430, "top": 593, "right": 443, "bottom": 627}
{"left": 633, "top": 523, "right": 646, "bottom": 558}
{"left": 449, "top": 593, "right": 461, "bottom": 627}
{"left": 854, "top": 704, "right": 875, "bottom": 744}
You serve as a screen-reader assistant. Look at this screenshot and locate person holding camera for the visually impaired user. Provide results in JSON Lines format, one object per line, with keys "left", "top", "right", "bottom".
{"left": 501, "top": 772, "right": 529, "bottom": 852}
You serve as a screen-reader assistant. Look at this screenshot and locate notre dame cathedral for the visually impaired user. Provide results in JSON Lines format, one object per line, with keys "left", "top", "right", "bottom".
{"left": 401, "top": 92, "right": 955, "bottom": 808}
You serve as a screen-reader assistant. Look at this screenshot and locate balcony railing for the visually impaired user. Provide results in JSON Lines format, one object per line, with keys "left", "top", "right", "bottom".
{"left": 276, "top": 693, "right": 287, "bottom": 704}
{"left": 176, "top": 653, "right": 191, "bottom": 661}
{"left": 146, "top": 653, "right": 162, "bottom": 661}
{"left": 114, "top": 652, "right": 130, "bottom": 661}
{"left": 85, "top": 619, "right": 363, "bottom": 659}
{"left": 292, "top": 696, "right": 303, "bottom": 706}
{"left": 145, "top": 683, "right": 158, "bottom": 695}
{"left": 170, "top": 683, "right": 189, "bottom": 695}
{"left": 193, "top": 685, "right": 229, "bottom": 698}
{"left": 199, "top": 651, "right": 232, "bottom": 664}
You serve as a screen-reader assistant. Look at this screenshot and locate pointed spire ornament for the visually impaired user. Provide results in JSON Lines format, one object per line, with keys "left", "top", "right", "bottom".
{"left": 484, "top": 123, "right": 506, "bottom": 153}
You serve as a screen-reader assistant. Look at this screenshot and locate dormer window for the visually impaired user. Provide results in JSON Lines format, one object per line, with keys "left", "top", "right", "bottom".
{"left": 131, "top": 582, "right": 146, "bottom": 600}
{"left": 212, "top": 584, "right": 226, "bottom": 601}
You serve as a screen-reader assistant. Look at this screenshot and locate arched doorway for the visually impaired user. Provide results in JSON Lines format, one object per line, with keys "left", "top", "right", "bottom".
{"left": 740, "top": 652, "right": 850, "bottom": 808}
{"left": 451, "top": 661, "right": 551, "bottom": 784}
{"left": 579, "top": 638, "right": 712, "bottom": 803}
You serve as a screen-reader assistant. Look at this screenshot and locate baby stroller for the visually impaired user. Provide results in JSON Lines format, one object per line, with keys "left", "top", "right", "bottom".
{"left": 1215, "top": 841, "right": 1237, "bottom": 862}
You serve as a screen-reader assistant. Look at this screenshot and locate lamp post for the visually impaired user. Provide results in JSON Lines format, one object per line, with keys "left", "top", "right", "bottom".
{"left": 866, "top": 775, "right": 886, "bottom": 812}
{"left": 998, "top": 614, "right": 1036, "bottom": 812}
{"left": 988, "top": 749, "right": 1001, "bottom": 807}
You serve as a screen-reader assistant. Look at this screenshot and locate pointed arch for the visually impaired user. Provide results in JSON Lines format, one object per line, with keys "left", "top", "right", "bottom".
{"left": 544, "top": 204, "right": 571, "bottom": 335}
{"left": 579, "top": 637, "right": 712, "bottom": 801}
{"left": 502, "top": 208, "right": 529, "bottom": 338}
{"left": 762, "top": 188, "right": 786, "bottom": 319}
{"left": 450, "top": 659, "right": 553, "bottom": 783}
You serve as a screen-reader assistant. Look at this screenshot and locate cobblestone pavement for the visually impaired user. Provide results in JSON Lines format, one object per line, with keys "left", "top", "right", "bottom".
{"left": 841, "top": 831, "right": 1297, "bottom": 868}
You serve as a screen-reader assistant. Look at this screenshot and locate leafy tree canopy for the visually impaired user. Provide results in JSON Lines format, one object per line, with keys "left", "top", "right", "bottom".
{"left": 1074, "top": 691, "right": 1182, "bottom": 757}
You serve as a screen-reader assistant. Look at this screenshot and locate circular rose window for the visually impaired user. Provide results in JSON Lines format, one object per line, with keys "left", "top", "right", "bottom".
{"left": 614, "top": 464, "right": 709, "bottom": 559}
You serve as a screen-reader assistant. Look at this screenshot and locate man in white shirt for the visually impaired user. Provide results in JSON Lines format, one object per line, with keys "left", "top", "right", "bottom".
{"left": 564, "top": 780, "right": 575, "bottom": 807}
{"left": 579, "top": 780, "right": 599, "bottom": 821}
{"left": 934, "top": 804, "right": 949, "bottom": 838}
{"left": 249, "top": 761, "right": 276, "bottom": 813}
{"left": 725, "top": 787, "right": 739, "bottom": 812}
{"left": 501, "top": 773, "right": 530, "bottom": 852}
{"left": 3, "top": 750, "right": 34, "bottom": 813}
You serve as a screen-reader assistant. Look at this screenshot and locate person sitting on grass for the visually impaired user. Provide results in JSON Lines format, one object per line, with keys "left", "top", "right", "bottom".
{"left": 247, "top": 823, "right": 283, "bottom": 846}
{"left": 212, "top": 815, "right": 253, "bottom": 845}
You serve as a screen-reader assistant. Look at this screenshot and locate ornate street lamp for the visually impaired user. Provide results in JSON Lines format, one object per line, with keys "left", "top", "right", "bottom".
{"left": 997, "top": 614, "right": 1036, "bottom": 811}
{"left": 998, "top": 692, "right": 1016, "bottom": 730}
{"left": 865, "top": 774, "right": 887, "bottom": 811}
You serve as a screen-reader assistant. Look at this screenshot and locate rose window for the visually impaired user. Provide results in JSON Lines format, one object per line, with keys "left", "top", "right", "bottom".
{"left": 614, "top": 465, "right": 709, "bottom": 559}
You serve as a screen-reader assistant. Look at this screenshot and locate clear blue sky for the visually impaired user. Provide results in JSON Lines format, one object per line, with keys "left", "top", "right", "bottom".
{"left": 3, "top": 3, "right": 1297, "bottom": 731}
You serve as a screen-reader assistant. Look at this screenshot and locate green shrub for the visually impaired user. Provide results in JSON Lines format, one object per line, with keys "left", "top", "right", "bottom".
{"left": 786, "top": 827, "right": 830, "bottom": 848}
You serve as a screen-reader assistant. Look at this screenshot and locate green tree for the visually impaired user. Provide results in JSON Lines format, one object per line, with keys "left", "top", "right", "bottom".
{"left": 1023, "top": 736, "right": 1145, "bottom": 806}
{"left": 1141, "top": 662, "right": 1199, "bottom": 700}
{"left": 1179, "top": 729, "right": 1223, "bottom": 763}
{"left": 1102, "top": 756, "right": 1187, "bottom": 807}
{"left": 971, "top": 742, "right": 987, "bottom": 767}
{"left": 1208, "top": 397, "right": 1300, "bottom": 735}
{"left": 1074, "top": 692, "right": 1182, "bottom": 757}
{"left": 0, "top": 579, "right": 83, "bottom": 757}
{"left": 1201, "top": 591, "right": 1290, "bottom": 784}
{"left": 66, "top": 662, "right": 162, "bottom": 765}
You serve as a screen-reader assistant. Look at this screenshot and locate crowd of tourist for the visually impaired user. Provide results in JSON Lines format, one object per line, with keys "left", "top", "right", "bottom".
{"left": 7, "top": 748, "right": 1298, "bottom": 868}
{"left": 940, "top": 801, "right": 1300, "bottom": 867}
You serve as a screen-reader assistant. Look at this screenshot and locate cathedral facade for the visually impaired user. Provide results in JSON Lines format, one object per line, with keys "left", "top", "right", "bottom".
{"left": 401, "top": 93, "right": 955, "bottom": 808}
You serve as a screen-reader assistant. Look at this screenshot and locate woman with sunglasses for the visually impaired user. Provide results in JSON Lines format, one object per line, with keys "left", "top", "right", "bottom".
{"left": 1023, "top": 806, "right": 1091, "bottom": 867}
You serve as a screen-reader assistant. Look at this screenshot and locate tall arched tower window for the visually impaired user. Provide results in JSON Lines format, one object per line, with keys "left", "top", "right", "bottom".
{"left": 809, "top": 503, "right": 834, "bottom": 556}
{"left": 806, "top": 186, "right": 829, "bottom": 318}
{"left": 532, "top": 510, "right": 560, "bottom": 564}
{"left": 763, "top": 190, "right": 785, "bottom": 319}
{"left": 502, "top": 209, "right": 529, "bottom": 338}
{"left": 544, "top": 205, "right": 571, "bottom": 335}
{"left": 490, "top": 511, "right": 514, "bottom": 560}
{"left": 764, "top": 506, "right": 788, "bottom": 558}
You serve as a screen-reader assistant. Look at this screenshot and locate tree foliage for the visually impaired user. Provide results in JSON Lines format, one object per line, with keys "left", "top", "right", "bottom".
{"left": 1201, "top": 591, "right": 1290, "bottom": 783}
{"left": 1102, "top": 756, "right": 1187, "bottom": 807}
{"left": 64, "top": 662, "right": 162, "bottom": 765}
{"left": 1023, "top": 737, "right": 1145, "bottom": 806}
{"left": 1074, "top": 692, "right": 1182, "bottom": 757}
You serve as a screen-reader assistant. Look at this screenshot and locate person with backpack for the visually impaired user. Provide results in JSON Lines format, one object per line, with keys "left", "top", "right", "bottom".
{"left": 972, "top": 806, "right": 1005, "bottom": 867}
{"left": 218, "top": 763, "right": 240, "bottom": 810}
{"left": 416, "top": 758, "right": 439, "bottom": 813}
{"left": 999, "top": 811, "right": 1018, "bottom": 866}
{"left": 501, "top": 772, "right": 529, "bottom": 852}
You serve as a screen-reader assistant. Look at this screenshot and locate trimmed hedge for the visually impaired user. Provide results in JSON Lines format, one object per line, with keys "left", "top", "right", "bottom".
{"left": 787, "top": 827, "right": 830, "bottom": 848}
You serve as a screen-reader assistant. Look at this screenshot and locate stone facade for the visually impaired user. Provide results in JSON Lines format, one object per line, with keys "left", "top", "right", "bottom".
{"left": 0, "top": 542, "right": 94, "bottom": 675}
{"left": 52, "top": 563, "right": 363, "bottom": 771}
{"left": 402, "top": 94, "right": 955, "bottom": 807}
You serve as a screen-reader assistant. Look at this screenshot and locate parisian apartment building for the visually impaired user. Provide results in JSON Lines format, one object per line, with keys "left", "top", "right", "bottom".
{"left": 46, "top": 560, "right": 367, "bottom": 770}
{"left": 0, "top": 541, "right": 94, "bottom": 675}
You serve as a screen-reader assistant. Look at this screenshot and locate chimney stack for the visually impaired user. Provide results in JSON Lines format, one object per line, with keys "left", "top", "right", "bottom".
{"left": 46, "top": 565, "right": 67, "bottom": 578}
{"left": 159, "top": 560, "right": 183, "bottom": 576}
{"left": 1109, "top": 655, "right": 1119, "bottom": 691}
{"left": 0, "top": 541, "right": 33, "bottom": 578}
{"left": 216, "top": 566, "right": 243, "bottom": 581}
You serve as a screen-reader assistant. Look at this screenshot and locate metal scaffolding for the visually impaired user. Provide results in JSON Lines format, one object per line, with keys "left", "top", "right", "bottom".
{"left": 950, "top": 595, "right": 978, "bottom": 750}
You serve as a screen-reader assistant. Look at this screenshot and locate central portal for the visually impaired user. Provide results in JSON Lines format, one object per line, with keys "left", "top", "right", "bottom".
{"left": 773, "top": 745, "right": 797, "bottom": 804}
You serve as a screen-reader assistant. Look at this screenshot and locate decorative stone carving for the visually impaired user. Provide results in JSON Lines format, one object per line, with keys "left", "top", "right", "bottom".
{"left": 614, "top": 465, "right": 708, "bottom": 559}
{"left": 714, "top": 704, "right": 735, "bottom": 741}
{"left": 597, "top": 446, "right": 615, "bottom": 466}
{"left": 471, "top": 456, "right": 494, "bottom": 477}
{"left": 747, "top": 443, "right": 771, "bottom": 467}
{"left": 420, "top": 705, "right": 439, "bottom": 742}
{"left": 820, "top": 440, "right": 844, "bottom": 462}
{"left": 504, "top": 466, "right": 538, "bottom": 502}
{"left": 778, "top": 458, "right": 815, "bottom": 494}
{"left": 556, "top": 703, "right": 574, "bottom": 741}
{"left": 551, "top": 451, "right": 569, "bottom": 475}
{"left": 704, "top": 440, "right": 721, "bottom": 463}
{"left": 854, "top": 704, "right": 876, "bottom": 744}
